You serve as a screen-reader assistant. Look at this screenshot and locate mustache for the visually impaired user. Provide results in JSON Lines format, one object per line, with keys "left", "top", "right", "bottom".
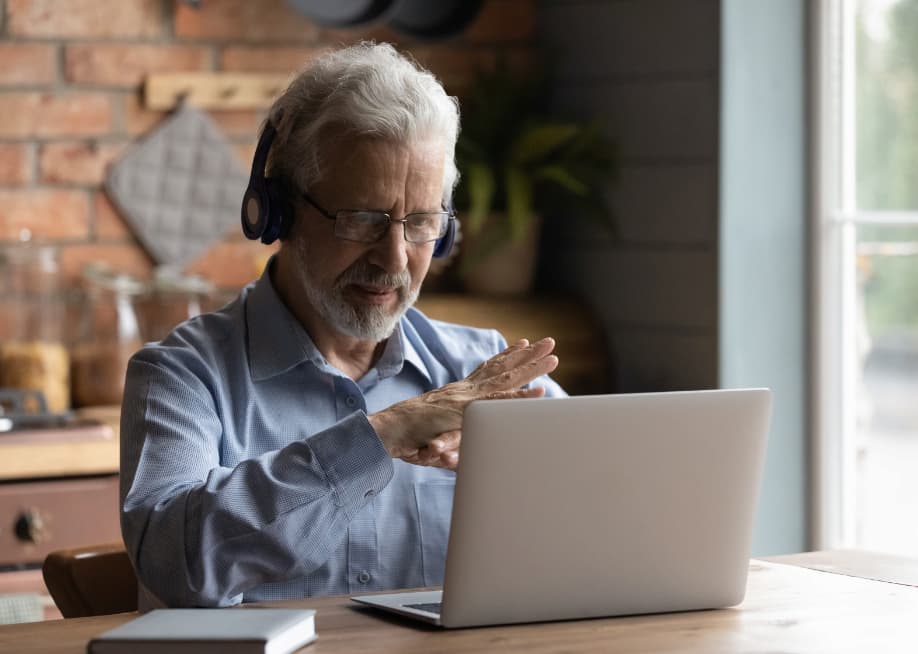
{"left": 336, "top": 259, "right": 411, "bottom": 290}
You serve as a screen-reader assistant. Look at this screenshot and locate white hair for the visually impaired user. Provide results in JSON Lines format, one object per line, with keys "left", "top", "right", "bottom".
{"left": 266, "top": 42, "right": 460, "bottom": 209}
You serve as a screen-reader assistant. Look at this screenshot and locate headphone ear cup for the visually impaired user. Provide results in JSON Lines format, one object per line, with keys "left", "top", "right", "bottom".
{"left": 432, "top": 217, "right": 456, "bottom": 259}
{"left": 241, "top": 182, "right": 270, "bottom": 241}
{"left": 241, "top": 119, "right": 281, "bottom": 244}
{"left": 260, "top": 178, "right": 291, "bottom": 244}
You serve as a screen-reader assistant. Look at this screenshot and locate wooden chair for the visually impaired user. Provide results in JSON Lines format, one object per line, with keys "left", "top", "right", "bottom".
{"left": 42, "top": 543, "right": 138, "bottom": 618}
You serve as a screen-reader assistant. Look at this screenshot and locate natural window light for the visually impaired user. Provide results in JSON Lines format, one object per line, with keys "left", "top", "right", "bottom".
{"left": 816, "top": 0, "right": 918, "bottom": 553}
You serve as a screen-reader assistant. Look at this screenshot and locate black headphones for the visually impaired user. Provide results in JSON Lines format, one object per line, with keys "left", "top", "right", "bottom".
{"left": 241, "top": 120, "right": 457, "bottom": 258}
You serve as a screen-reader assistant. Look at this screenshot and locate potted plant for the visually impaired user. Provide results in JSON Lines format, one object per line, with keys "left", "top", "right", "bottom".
{"left": 452, "top": 62, "right": 616, "bottom": 295}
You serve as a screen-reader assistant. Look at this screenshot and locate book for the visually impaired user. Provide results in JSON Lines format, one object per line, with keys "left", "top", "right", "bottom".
{"left": 87, "top": 607, "right": 317, "bottom": 654}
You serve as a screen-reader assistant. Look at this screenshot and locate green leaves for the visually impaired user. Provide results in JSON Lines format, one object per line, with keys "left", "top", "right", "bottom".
{"left": 454, "top": 62, "right": 616, "bottom": 268}
{"left": 511, "top": 124, "right": 579, "bottom": 165}
{"left": 465, "top": 163, "right": 495, "bottom": 234}
{"left": 505, "top": 167, "right": 532, "bottom": 241}
{"left": 533, "top": 165, "right": 588, "bottom": 196}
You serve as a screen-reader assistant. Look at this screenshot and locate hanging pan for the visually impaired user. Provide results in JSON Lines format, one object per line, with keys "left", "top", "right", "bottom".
{"left": 285, "top": 0, "right": 396, "bottom": 28}
{"left": 387, "top": 0, "right": 484, "bottom": 40}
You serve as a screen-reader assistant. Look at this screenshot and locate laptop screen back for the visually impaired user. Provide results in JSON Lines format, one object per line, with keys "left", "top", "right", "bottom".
{"left": 439, "top": 389, "right": 772, "bottom": 628}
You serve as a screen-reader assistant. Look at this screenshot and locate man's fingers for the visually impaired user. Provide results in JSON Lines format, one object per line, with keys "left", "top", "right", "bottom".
{"left": 468, "top": 337, "right": 557, "bottom": 387}
{"left": 494, "top": 337, "right": 554, "bottom": 371}
{"left": 379, "top": 338, "right": 555, "bottom": 466}
{"left": 440, "top": 450, "right": 459, "bottom": 469}
{"left": 484, "top": 385, "right": 547, "bottom": 401}
{"left": 479, "top": 353, "right": 558, "bottom": 393}
{"left": 428, "top": 430, "right": 461, "bottom": 453}
{"left": 409, "top": 429, "right": 461, "bottom": 469}
{"left": 468, "top": 339, "right": 530, "bottom": 376}
{"left": 481, "top": 337, "right": 551, "bottom": 373}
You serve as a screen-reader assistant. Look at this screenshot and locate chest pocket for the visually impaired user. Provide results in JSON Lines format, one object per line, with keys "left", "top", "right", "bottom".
{"left": 414, "top": 480, "right": 455, "bottom": 587}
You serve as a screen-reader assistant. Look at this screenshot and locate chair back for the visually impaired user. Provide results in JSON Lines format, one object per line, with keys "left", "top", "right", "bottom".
{"left": 42, "top": 543, "right": 138, "bottom": 618}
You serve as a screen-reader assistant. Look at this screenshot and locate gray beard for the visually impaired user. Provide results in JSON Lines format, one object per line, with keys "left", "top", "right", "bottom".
{"left": 297, "top": 247, "right": 418, "bottom": 342}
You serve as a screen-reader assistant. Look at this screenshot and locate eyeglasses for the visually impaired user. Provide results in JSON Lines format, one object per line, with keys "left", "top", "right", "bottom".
{"left": 301, "top": 193, "right": 454, "bottom": 244}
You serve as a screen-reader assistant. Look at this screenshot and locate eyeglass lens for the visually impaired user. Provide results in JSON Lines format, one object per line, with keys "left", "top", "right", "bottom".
{"left": 333, "top": 211, "right": 447, "bottom": 244}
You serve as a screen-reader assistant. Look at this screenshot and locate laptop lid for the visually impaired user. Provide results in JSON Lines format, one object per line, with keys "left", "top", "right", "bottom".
{"left": 353, "top": 389, "right": 772, "bottom": 627}
{"left": 435, "top": 388, "right": 771, "bottom": 628}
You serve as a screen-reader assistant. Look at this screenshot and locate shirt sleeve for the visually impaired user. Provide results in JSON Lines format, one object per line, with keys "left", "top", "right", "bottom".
{"left": 119, "top": 355, "right": 393, "bottom": 608}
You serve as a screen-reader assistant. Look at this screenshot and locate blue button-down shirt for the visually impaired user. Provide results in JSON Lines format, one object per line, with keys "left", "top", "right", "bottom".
{"left": 120, "top": 268, "right": 565, "bottom": 608}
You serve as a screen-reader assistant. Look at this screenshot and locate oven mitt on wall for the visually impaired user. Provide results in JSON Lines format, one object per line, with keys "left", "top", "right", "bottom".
{"left": 106, "top": 104, "right": 249, "bottom": 267}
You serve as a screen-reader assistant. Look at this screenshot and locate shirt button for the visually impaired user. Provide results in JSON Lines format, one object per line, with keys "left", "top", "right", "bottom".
{"left": 345, "top": 396, "right": 358, "bottom": 408}
{"left": 357, "top": 571, "right": 371, "bottom": 584}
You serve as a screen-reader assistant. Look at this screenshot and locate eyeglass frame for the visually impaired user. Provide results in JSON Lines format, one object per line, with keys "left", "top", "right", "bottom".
{"left": 300, "top": 192, "right": 456, "bottom": 245}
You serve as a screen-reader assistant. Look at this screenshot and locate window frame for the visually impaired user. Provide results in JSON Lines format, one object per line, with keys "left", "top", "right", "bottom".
{"left": 812, "top": 0, "right": 918, "bottom": 549}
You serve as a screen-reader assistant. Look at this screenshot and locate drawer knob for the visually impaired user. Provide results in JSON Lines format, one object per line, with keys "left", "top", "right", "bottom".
{"left": 14, "top": 509, "right": 48, "bottom": 544}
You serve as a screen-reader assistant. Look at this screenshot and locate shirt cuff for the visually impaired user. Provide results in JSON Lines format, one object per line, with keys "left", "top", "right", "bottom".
{"left": 307, "top": 411, "right": 393, "bottom": 520}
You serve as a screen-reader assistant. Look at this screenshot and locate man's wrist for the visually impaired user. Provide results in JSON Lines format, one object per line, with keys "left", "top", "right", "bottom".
{"left": 368, "top": 408, "right": 401, "bottom": 457}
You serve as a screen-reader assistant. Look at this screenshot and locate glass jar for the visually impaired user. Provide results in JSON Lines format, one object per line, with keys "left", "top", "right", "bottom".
{"left": 136, "top": 267, "right": 217, "bottom": 342}
{"left": 70, "top": 264, "right": 145, "bottom": 407}
{"left": 0, "top": 243, "right": 71, "bottom": 413}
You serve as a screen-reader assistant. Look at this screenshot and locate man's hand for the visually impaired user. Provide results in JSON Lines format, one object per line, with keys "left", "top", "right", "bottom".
{"left": 368, "top": 337, "right": 558, "bottom": 469}
{"left": 397, "top": 429, "right": 461, "bottom": 469}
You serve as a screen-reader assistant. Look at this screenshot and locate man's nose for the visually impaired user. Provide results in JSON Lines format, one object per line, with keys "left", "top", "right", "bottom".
{"left": 367, "top": 220, "right": 409, "bottom": 274}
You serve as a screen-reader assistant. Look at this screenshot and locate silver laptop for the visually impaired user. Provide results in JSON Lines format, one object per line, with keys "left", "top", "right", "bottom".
{"left": 352, "top": 388, "right": 772, "bottom": 628}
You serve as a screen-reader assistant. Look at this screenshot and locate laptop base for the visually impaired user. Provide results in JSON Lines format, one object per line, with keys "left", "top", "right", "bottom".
{"left": 352, "top": 590, "right": 444, "bottom": 626}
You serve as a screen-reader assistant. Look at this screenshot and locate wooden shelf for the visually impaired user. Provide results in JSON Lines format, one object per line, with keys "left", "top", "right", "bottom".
{"left": 0, "top": 407, "right": 120, "bottom": 482}
{"left": 144, "top": 72, "right": 290, "bottom": 110}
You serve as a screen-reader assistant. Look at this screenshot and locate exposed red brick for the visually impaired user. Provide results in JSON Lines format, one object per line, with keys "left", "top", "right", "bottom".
{"left": 465, "top": 0, "right": 536, "bottom": 43}
{"left": 211, "top": 110, "right": 266, "bottom": 139}
{"left": 94, "top": 192, "right": 133, "bottom": 240}
{"left": 121, "top": 95, "right": 255, "bottom": 139}
{"left": 0, "top": 189, "right": 90, "bottom": 241}
{"left": 0, "top": 300, "right": 14, "bottom": 341}
{"left": 410, "top": 47, "right": 494, "bottom": 76}
{"left": 0, "top": 43, "right": 57, "bottom": 85}
{"left": 59, "top": 242, "right": 154, "bottom": 285}
{"left": 175, "top": 0, "right": 319, "bottom": 43}
{"left": 0, "top": 93, "right": 113, "bottom": 138}
{"left": 233, "top": 143, "right": 257, "bottom": 168}
{"left": 0, "top": 144, "right": 32, "bottom": 186}
{"left": 65, "top": 44, "right": 211, "bottom": 87}
{"left": 39, "top": 141, "right": 127, "bottom": 186}
{"left": 220, "top": 46, "right": 324, "bottom": 73}
{"left": 7, "top": 0, "right": 164, "bottom": 38}
{"left": 407, "top": 47, "right": 494, "bottom": 95}
{"left": 185, "top": 233, "right": 276, "bottom": 289}
{"left": 122, "top": 94, "right": 167, "bottom": 137}
{"left": 319, "top": 22, "right": 401, "bottom": 46}
{"left": 124, "top": 94, "right": 265, "bottom": 140}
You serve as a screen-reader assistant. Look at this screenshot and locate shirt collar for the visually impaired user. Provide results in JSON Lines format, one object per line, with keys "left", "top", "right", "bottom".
{"left": 245, "top": 258, "right": 431, "bottom": 384}
{"left": 245, "top": 258, "right": 321, "bottom": 381}
{"left": 400, "top": 321, "right": 432, "bottom": 384}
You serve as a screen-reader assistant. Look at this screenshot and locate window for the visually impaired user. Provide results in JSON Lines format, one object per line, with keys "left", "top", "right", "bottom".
{"left": 815, "top": 0, "right": 918, "bottom": 552}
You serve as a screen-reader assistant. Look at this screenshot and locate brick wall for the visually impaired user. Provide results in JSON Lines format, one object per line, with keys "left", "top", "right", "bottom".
{"left": 0, "top": 0, "right": 537, "bottom": 340}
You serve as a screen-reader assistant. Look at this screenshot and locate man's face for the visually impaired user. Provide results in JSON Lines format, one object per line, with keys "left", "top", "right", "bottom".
{"left": 287, "top": 136, "right": 446, "bottom": 342}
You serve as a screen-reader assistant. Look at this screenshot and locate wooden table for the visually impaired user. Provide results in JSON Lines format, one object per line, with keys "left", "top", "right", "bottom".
{"left": 3, "top": 551, "right": 918, "bottom": 653}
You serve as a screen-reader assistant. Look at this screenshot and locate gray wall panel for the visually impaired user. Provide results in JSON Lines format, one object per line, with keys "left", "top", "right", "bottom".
{"left": 539, "top": 0, "right": 718, "bottom": 78}
{"left": 554, "top": 79, "right": 719, "bottom": 159}
{"left": 551, "top": 249, "right": 717, "bottom": 329}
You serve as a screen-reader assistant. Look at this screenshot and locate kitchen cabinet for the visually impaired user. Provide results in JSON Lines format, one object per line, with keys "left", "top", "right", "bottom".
{"left": 0, "top": 409, "right": 121, "bottom": 622}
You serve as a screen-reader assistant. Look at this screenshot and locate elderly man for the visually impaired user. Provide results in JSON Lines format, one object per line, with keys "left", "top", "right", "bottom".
{"left": 120, "top": 42, "right": 564, "bottom": 608}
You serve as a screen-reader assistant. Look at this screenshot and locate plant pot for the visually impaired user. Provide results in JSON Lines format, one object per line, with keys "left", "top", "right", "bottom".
{"left": 461, "top": 214, "right": 541, "bottom": 296}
